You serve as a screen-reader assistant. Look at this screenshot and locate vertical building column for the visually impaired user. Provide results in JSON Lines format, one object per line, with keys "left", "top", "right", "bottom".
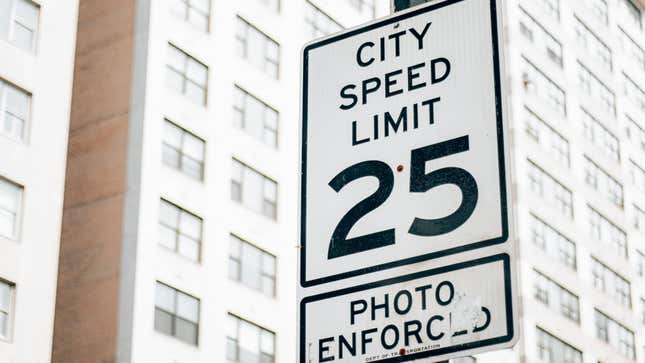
{"left": 51, "top": 0, "right": 144, "bottom": 362}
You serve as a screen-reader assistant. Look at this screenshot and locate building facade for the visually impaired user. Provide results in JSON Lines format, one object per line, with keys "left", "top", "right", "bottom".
{"left": 0, "top": 0, "right": 79, "bottom": 362}
{"left": 51, "top": 0, "right": 381, "bottom": 363}
{"left": 478, "top": 0, "right": 645, "bottom": 362}
{"left": 47, "top": 0, "right": 645, "bottom": 363}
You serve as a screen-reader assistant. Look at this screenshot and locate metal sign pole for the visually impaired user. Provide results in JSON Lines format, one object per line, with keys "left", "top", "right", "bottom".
{"left": 391, "top": 0, "right": 434, "bottom": 12}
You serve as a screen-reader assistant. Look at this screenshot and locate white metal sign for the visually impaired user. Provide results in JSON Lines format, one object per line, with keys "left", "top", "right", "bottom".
{"left": 299, "top": 0, "right": 517, "bottom": 361}
{"left": 301, "top": 255, "right": 513, "bottom": 362}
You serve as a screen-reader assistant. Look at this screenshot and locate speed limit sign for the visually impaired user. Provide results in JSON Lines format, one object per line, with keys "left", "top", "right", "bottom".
{"left": 298, "top": 0, "right": 517, "bottom": 361}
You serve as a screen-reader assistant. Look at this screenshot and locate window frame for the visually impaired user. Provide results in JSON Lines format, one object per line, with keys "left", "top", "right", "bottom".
{"left": 226, "top": 313, "right": 276, "bottom": 363}
{"left": 158, "top": 198, "right": 203, "bottom": 262}
{"left": 524, "top": 106, "right": 570, "bottom": 166}
{"left": 577, "top": 62, "right": 616, "bottom": 116}
{"left": 233, "top": 85, "right": 280, "bottom": 149}
{"left": 0, "top": 78, "right": 31, "bottom": 143}
{"left": 580, "top": 108, "right": 620, "bottom": 161}
{"left": 0, "top": 175, "right": 23, "bottom": 241}
{"left": 527, "top": 160, "right": 573, "bottom": 218}
{"left": 588, "top": 206, "right": 627, "bottom": 259}
{"left": 231, "top": 158, "right": 278, "bottom": 220}
{"left": 574, "top": 16, "right": 612, "bottom": 71}
{"left": 0, "top": 279, "right": 15, "bottom": 342}
{"left": 162, "top": 118, "right": 206, "bottom": 181}
{"left": 228, "top": 234, "right": 277, "bottom": 298}
{"left": 583, "top": 156, "right": 623, "bottom": 208}
{"left": 154, "top": 281, "right": 201, "bottom": 346}
{"left": 166, "top": 43, "right": 209, "bottom": 105}
{"left": 536, "top": 327, "right": 582, "bottom": 363}
{"left": 594, "top": 308, "right": 636, "bottom": 359}
{"left": 305, "top": 1, "right": 343, "bottom": 39}
{"left": 533, "top": 269, "right": 580, "bottom": 323}
{"left": 591, "top": 256, "right": 632, "bottom": 308}
{"left": 1, "top": 0, "right": 40, "bottom": 52}
{"left": 169, "top": 0, "right": 211, "bottom": 31}
{"left": 522, "top": 57, "right": 566, "bottom": 117}
{"left": 235, "top": 16, "right": 280, "bottom": 79}
{"left": 518, "top": 7, "right": 563, "bottom": 67}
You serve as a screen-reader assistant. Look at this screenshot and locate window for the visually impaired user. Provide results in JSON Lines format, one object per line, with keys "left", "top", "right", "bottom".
{"left": 588, "top": 207, "right": 627, "bottom": 258}
{"left": 581, "top": 109, "right": 619, "bottom": 161}
{"left": 618, "top": 27, "right": 644, "bottom": 70}
{"left": 626, "top": 115, "right": 645, "bottom": 152}
{"left": 574, "top": 18, "right": 611, "bottom": 71}
{"left": 618, "top": 0, "right": 642, "bottom": 30}
{"left": 524, "top": 107, "right": 569, "bottom": 166}
{"left": 162, "top": 120, "right": 205, "bottom": 180}
{"left": 583, "top": 157, "right": 623, "bottom": 208}
{"left": 233, "top": 86, "right": 278, "bottom": 148}
{"left": 0, "top": 280, "right": 13, "bottom": 340}
{"left": 622, "top": 73, "right": 645, "bottom": 113}
{"left": 154, "top": 282, "right": 200, "bottom": 345}
{"left": 594, "top": 309, "right": 635, "bottom": 359}
{"left": 166, "top": 44, "right": 208, "bottom": 105}
{"left": 226, "top": 314, "right": 275, "bottom": 363}
{"left": 527, "top": 161, "right": 573, "bottom": 218}
{"left": 231, "top": 159, "right": 278, "bottom": 220}
{"left": 0, "top": 176, "right": 22, "bottom": 240}
{"left": 591, "top": 257, "right": 631, "bottom": 308}
{"left": 259, "top": 0, "right": 280, "bottom": 13}
{"left": 0, "top": 0, "right": 39, "bottom": 51}
{"left": 629, "top": 159, "right": 645, "bottom": 193}
{"left": 533, "top": 270, "right": 580, "bottom": 322}
{"left": 537, "top": 0, "right": 560, "bottom": 21}
{"left": 584, "top": 0, "right": 608, "bottom": 24}
{"left": 522, "top": 58, "right": 566, "bottom": 117}
{"left": 0, "top": 79, "right": 30, "bottom": 142}
{"left": 228, "top": 234, "right": 276, "bottom": 297}
{"left": 305, "top": 1, "right": 343, "bottom": 39}
{"left": 169, "top": 0, "right": 210, "bottom": 31}
{"left": 529, "top": 214, "right": 576, "bottom": 269}
{"left": 347, "top": 0, "right": 376, "bottom": 18}
{"left": 636, "top": 251, "right": 644, "bottom": 277}
{"left": 158, "top": 199, "right": 202, "bottom": 261}
{"left": 536, "top": 327, "right": 582, "bottom": 363}
{"left": 518, "top": 8, "right": 562, "bottom": 67}
{"left": 235, "top": 17, "right": 279, "bottom": 79}
{"left": 635, "top": 205, "right": 645, "bottom": 231}
{"left": 577, "top": 63, "right": 615, "bottom": 115}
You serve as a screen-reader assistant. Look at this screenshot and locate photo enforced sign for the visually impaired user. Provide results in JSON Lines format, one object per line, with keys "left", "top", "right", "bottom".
{"left": 300, "top": 0, "right": 509, "bottom": 287}
{"left": 300, "top": 255, "right": 514, "bottom": 363}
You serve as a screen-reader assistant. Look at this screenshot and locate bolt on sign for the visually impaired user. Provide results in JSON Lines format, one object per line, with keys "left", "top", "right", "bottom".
{"left": 298, "top": 0, "right": 518, "bottom": 362}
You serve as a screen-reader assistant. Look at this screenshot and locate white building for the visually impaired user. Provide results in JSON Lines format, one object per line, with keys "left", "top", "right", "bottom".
{"left": 0, "top": 0, "right": 78, "bottom": 362}
{"left": 47, "top": 0, "right": 645, "bottom": 363}
{"left": 51, "top": 0, "right": 384, "bottom": 362}
{"left": 478, "top": 0, "right": 645, "bottom": 362}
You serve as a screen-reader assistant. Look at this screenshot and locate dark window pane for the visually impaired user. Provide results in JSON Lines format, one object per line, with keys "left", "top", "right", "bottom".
{"left": 175, "top": 318, "right": 199, "bottom": 345}
{"left": 154, "top": 308, "right": 173, "bottom": 336}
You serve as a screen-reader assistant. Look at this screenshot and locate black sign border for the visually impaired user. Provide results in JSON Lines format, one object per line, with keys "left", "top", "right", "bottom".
{"left": 300, "top": 254, "right": 514, "bottom": 362}
{"left": 301, "top": 0, "right": 508, "bottom": 287}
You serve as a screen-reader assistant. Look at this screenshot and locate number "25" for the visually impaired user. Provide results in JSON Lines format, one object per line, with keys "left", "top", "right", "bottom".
{"left": 327, "top": 135, "right": 478, "bottom": 259}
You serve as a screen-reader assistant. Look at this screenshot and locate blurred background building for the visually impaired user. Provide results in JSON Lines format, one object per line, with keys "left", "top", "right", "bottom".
{"left": 0, "top": 0, "right": 78, "bottom": 362}
{"left": 0, "top": 0, "right": 643, "bottom": 362}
